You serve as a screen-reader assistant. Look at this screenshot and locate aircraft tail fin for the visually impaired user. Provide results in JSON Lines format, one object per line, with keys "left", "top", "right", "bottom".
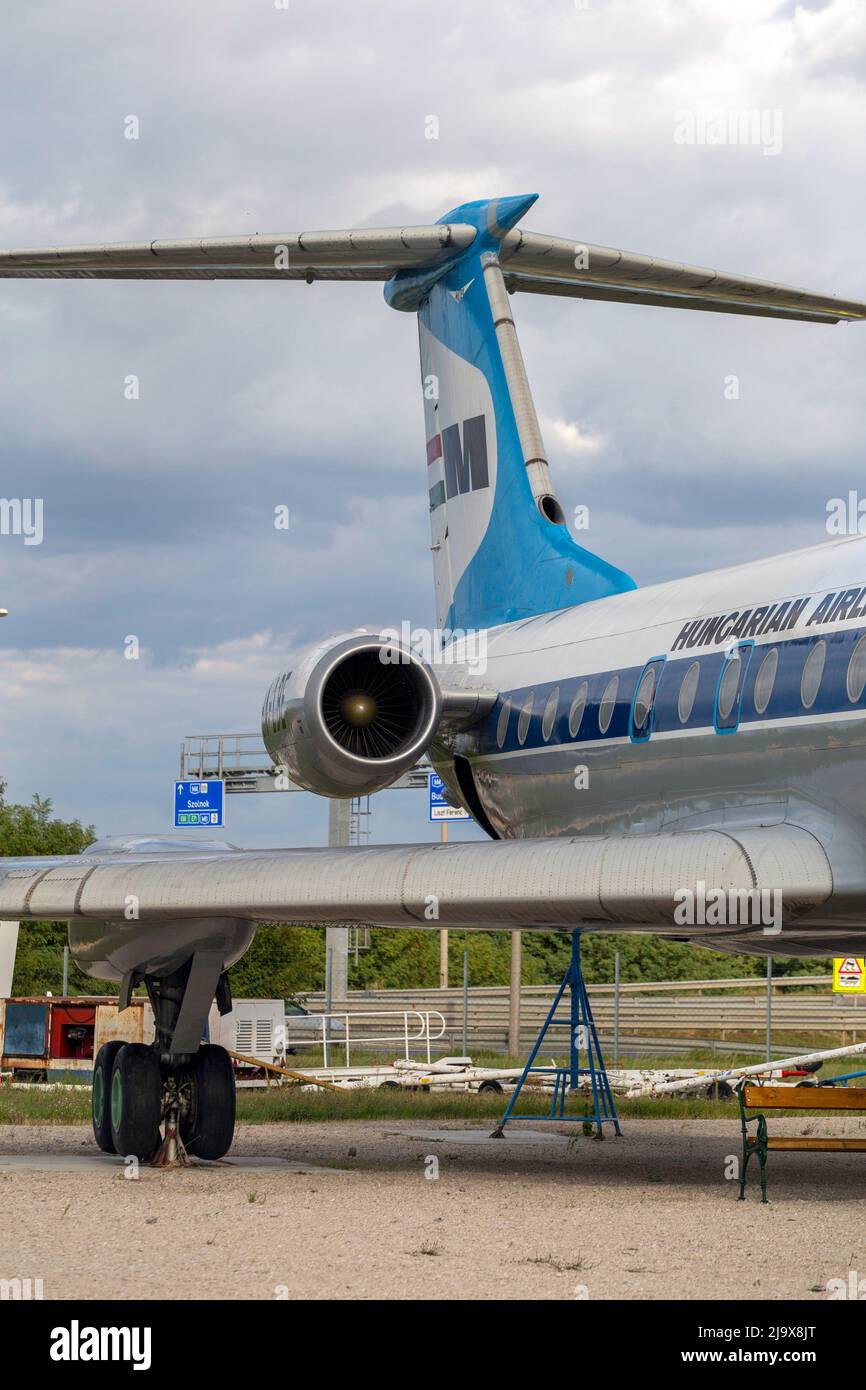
{"left": 385, "top": 195, "right": 635, "bottom": 631}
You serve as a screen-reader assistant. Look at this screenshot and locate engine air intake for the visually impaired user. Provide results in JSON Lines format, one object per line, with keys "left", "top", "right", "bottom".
{"left": 321, "top": 648, "right": 428, "bottom": 760}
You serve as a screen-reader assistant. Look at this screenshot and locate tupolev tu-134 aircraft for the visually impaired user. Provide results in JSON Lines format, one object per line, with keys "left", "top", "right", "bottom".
{"left": 2, "top": 192, "right": 866, "bottom": 1160}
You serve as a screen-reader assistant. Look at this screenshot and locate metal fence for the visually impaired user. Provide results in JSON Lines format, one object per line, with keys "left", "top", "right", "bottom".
{"left": 284, "top": 1008, "right": 447, "bottom": 1066}
{"left": 301, "top": 978, "right": 865, "bottom": 1054}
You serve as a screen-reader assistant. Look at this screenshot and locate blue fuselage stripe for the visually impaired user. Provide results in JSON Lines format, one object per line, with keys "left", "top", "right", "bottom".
{"left": 481, "top": 627, "right": 866, "bottom": 755}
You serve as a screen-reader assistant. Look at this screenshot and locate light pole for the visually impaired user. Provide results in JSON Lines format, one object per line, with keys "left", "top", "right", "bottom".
{"left": 439, "top": 821, "right": 448, "bottom": 987}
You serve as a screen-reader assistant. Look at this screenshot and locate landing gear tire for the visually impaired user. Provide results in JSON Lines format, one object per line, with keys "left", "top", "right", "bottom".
{"left": 109, "top": 1043, "right": 162, "bottom": 1159}
{"left": 92, "top": 1040, "right": 124, "bottom": 1153}
{"left": 181, "top": 1044, "right": 235, "bottom": 1160}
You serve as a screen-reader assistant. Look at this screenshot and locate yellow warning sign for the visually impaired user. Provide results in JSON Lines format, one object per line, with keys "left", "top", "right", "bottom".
{"left": 833, "top": 957, "right": 866, "bottom": 993}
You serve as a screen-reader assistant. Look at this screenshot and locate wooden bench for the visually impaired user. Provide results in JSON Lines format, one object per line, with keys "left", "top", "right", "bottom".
{"left": 737, "top": 1081, "right": 866, "bottom": 1202}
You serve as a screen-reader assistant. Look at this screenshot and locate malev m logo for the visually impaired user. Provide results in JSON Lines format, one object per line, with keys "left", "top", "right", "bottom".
{"left": 427, "top": 414, "right": 490, "bottom": 511}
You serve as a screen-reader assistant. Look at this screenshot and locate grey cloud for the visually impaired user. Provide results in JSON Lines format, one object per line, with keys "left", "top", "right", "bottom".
{"left": 0, "top": 0, "right": 864, "bottom": 842}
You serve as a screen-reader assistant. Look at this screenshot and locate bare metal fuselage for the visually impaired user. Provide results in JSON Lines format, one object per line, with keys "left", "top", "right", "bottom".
{"left": 432, "top": 533, "right": 866, "bottom": 951}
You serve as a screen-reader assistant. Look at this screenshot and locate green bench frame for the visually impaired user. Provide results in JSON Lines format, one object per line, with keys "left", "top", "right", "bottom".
{"left": 737, "top": 1081, "right": 866, "bottom": 1203}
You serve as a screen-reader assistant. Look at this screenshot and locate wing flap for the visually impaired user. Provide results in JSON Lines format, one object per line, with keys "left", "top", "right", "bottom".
{"left": 504, "top": 272, "right": 849, "bottom": 323}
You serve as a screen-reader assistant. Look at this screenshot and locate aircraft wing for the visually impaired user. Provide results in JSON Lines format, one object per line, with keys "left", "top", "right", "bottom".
{"left": 0, "top": 824, "right": 831, "bottom": 930}
{"left": 0, "top": 224, "right": 476, "bottom": 281}
{"left": 499, "top": 229, "right": 866, "bottom": 323}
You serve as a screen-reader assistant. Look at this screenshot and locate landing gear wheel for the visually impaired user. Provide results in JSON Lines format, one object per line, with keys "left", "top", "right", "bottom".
{"left": 109, "top": 1043, "right": 162, "bottom": 1159}
{"left": 182, "top": 1044, "right": 235, "bottom": 1160}
{"left": 92, "top": 1040, "right": 124, "bottom": 1153}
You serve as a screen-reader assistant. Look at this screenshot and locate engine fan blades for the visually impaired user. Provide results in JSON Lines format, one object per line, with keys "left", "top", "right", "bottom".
{"left": 322, "top": 649, "right": 421, "bottom": 759}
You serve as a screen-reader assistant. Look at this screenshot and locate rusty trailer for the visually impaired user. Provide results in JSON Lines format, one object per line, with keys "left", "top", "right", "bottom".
{"left": 0, "top": 996, "right": 154, "bottom": 1082}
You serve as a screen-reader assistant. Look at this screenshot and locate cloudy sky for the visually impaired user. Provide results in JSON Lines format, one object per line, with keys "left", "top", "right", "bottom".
{"left": 0, "top": 0, "right": 864, "bottom": 847}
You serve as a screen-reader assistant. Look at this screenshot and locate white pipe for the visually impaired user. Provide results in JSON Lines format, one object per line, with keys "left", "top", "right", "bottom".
{"left": 643, "top": 1039, "right": 866, "bottom": 1096}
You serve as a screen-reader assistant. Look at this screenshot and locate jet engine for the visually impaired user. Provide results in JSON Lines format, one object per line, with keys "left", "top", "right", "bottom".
{"left": 262, "top": 632, "right": 445, "bottom": 797}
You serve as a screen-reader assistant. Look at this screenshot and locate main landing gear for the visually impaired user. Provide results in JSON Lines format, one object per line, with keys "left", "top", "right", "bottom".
{"left": 92, "top": 1041, "right": 236, "bottom": 1163}
{"left": 91, "top": 951, "right": 237, "bottom": 1165}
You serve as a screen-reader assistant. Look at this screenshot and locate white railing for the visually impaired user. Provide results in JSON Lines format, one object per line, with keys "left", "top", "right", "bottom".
{"left": 297, "top": 980, "right": 860, "bottom": 1052}
{"left": 283, "top": 1009, "right": 447, "bottom": 1067}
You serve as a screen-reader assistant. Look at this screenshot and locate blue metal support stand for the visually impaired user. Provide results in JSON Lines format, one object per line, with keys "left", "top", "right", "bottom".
{"left": 491, "top": 931, "right": 621, "bottom": 1138}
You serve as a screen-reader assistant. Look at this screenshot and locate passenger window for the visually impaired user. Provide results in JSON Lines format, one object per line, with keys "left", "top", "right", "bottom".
{"left": 630, "top": 659, "right": 664, "bottom": 742}
{"left": 678, "top": 661, "right": 700, "bottom": 723}
{"left": 801, "top": 640, "right": 826, "bottom": 710}
{"left": 753, "top": 647, "right": 778, "bottom": 716}
{"left": 715, "top": 643, "right": 752, "bottom": 732}
{"left": 517, "top": 692, "right": 535, "bottom": 745}
{"left": 568, "top": 681, "right": 589, "bottom": 738}
{"left": 542, "top": 687, "right": 559, "bottom": 742}
{"left": 598, "top": 675, "right": 619, "bottom": 734}
{"left": 717, "top": 656, "right": 741, "bottom": 720}
{"left": 496, "top": 698, "right": 512, "bottom": 749}
{"left": 847, "top": 633, "right": 866, "bottom": 703}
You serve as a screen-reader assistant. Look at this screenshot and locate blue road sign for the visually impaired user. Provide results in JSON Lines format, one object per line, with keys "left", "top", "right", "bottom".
{"left": 428, "top": 771, "right": 471, "bottom": 823}
{"left": 174, "top": 779, "right": 225, "bottom": 829}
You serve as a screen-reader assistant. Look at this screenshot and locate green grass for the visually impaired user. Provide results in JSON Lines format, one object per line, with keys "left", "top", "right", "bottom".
{"left": 0, "top": 1086, "right": 92, "bottom": 1125}
{"left": 0, "top": 1082, "right": 729, "bottom": 1124}
{"left": 2, "top": 1047, "right": 863, "bottom": 1126}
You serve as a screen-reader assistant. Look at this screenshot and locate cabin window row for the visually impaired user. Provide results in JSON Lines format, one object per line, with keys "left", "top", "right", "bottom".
{"left": 494, "top": 633, "right": 866, "bottom": 749}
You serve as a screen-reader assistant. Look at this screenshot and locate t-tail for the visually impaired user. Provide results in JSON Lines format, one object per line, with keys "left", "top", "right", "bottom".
{"left": 385, "top": 194, "right": 635, "bottom": 633}
{"left": 3, "top": 196, "right": 861, "bottom": 640}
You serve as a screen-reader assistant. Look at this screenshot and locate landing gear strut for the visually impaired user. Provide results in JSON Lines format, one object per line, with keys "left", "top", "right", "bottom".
{"left": 152, "top": 1070, "right": 193, "bottom": 1169}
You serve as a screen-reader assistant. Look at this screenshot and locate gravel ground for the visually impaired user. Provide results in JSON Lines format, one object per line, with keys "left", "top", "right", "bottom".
{"left": 2, "top": 1118, "right": 865, "bottom": 1300}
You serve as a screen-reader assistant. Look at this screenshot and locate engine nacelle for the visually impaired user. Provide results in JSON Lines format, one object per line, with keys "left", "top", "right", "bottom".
{"left": 262, "top": 632, "right": 443, "bottom": 797}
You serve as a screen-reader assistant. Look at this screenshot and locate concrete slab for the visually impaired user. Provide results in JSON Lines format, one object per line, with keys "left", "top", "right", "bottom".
{"left": 0, "top": 1152, "right": 339, "bottom": 1174}
{"left": 391, "top": 1127, "right": 577, "bottom": 1145}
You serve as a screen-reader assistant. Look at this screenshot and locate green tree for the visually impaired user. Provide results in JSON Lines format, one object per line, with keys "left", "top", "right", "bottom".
{"left": 0, "top": 782, "right": 98, "bottom": 996}
{"left": 228, "top": 925, "right": 326, "bottom": 997}
{"left": 226, "top": 924, "right": 792, "bottom": 1001}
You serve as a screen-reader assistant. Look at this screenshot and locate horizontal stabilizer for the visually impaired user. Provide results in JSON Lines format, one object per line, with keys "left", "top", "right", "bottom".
{"left": 499, "top": 230, "right": 866, "bottom": 322}
{"left": 0, "top": 224, "right": 476, "bottom": 280}
{"left": 2, "top": 216, "right": 863, "bottom": 320}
